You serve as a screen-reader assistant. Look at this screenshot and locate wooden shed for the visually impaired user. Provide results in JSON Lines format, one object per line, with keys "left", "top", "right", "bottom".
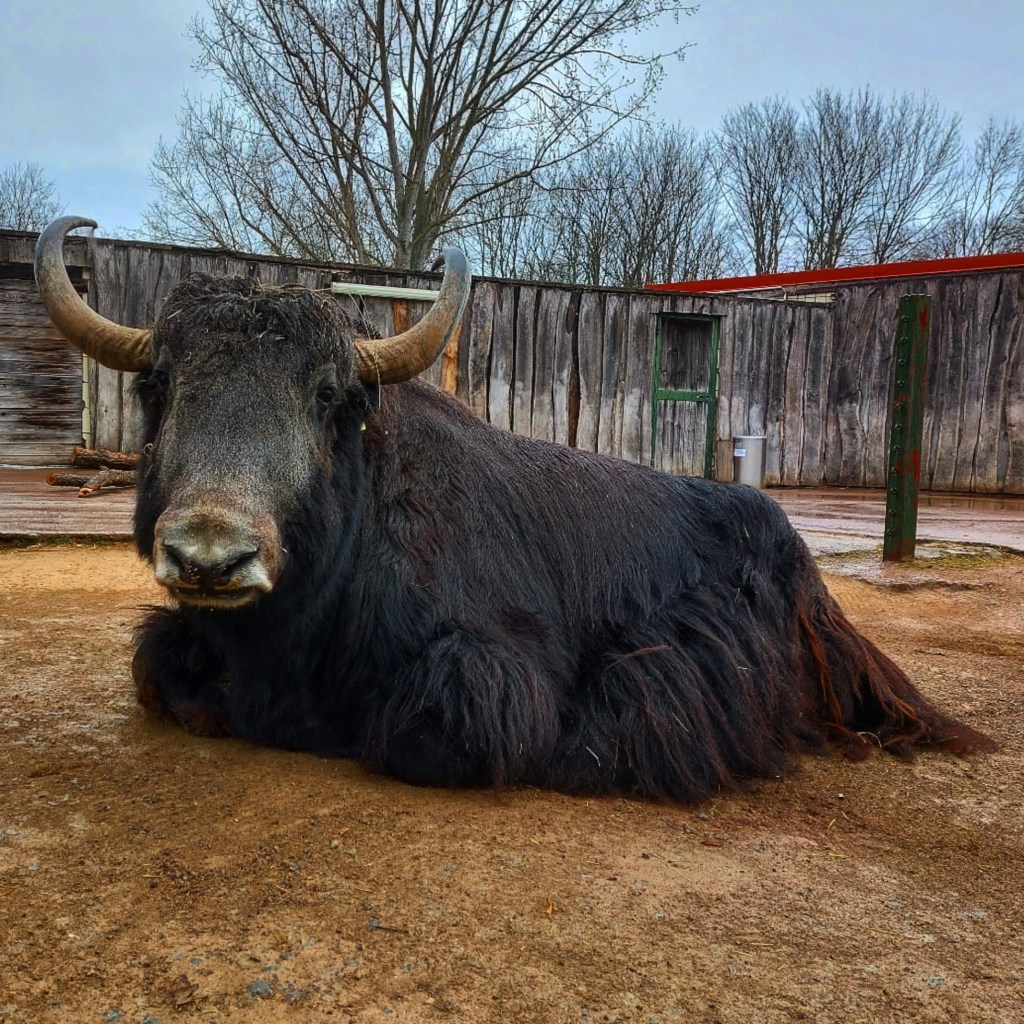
{"left": 649, "top": 253, "right": 1024, "bottom": 493}
{"left": 0, "top": 234, "right": 89, "bottom": 465}
{"left": 2, "top": 228, "right": 1023, "bottom": 494}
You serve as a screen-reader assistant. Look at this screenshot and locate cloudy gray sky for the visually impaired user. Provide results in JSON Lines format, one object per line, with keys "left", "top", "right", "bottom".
{"left": 3, "top": 0, "right": 1023, "bottom": 238}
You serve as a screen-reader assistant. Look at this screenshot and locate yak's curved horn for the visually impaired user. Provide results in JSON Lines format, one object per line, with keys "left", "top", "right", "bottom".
{"left": 354, "top": 249, "right": 471, "bottom": 385}
{"left": 34, "top": 216, "right": 152, "bottom": 372}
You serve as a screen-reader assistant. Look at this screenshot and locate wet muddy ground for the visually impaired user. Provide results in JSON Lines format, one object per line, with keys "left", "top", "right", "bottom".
{"left": 5, "top": 469, "right": 1024, "bottom": 557}
{"left": 0, "top": 542, "right": 1022, "bottom": 1023}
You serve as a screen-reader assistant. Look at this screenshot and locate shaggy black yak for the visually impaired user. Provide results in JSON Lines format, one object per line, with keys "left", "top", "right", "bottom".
{"left": 35, "top": 216, "right": 995, "bottom": 801}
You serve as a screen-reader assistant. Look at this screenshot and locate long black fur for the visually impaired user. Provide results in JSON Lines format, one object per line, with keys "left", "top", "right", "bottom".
{"left": 131, "top": 274, "right": 996, "bottom": 802}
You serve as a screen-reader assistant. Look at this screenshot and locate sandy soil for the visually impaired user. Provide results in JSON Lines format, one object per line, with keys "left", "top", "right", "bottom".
{"left": 0, "top": 542, "right": 1021, "bottom": 1024}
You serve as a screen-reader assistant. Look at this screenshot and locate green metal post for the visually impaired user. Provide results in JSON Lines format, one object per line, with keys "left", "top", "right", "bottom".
{"left": 702, "top": 317, "right": 721, "bottom": 479}
{"left": 883, "top": 295, "right": 931, "bottom": 562}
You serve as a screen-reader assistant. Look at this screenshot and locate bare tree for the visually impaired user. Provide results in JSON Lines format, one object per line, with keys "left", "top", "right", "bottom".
{"left": 0, "top": 162, "right": 64, "bottom": 232}
{"left": 535, "top": 140, "right": 626, "bottom": 285}
{"left": 147, "top": 95, "right": 388, "bottom": 260}
{"left": 146, "top": 0, "right": 695, "bottom": 269}
{"left": 715, "top": 97, "right": 801, "bottom": 275}
{"left": 794, "top": 88, "right": 886, "bottom": 269}
{"left": 618, "top": 128, "right": 733, "bottom": 288}
{"left": 477, "top": 126, "right": 733, "bottom": 288}
{"left": 859, "top": 93, "right": 962, "bottom": 263}
{"left": 605, "top": 126, "right": 734, "bottom": 286}
{"left": 456, "top": 155, "right": 547, "bottom": 278}
{"left": 922, "top": 119, "right": 1024, "bottom": 257}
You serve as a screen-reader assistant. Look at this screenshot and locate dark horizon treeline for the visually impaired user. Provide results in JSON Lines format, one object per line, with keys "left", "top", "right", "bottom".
{"left": 458, "top": 88, "right": 1024, "bottom": 287}
{"left": 3, "top": 88, "right": 1021, "bottom": 289}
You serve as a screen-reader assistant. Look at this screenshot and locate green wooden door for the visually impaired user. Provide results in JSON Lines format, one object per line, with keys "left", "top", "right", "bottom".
{"left": 650, "top": 314, "right": 720, "bottom": 477}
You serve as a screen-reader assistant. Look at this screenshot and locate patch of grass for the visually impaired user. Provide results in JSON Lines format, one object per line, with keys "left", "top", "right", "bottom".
{"left": 910, "top": 544, "right": 1016, "bottom": 568}
{"left": 816, "top": 545, "right": 885, "bottom": 563}
{"left": 819, "top": 542, "right": 1016, "bottom": 571}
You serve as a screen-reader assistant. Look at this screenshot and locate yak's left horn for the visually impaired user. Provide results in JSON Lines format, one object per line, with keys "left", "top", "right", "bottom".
{"left": 35, "top": 216, "right": 153, "bottom": 372}
{"left": 354, "top": 248, "right": 471, "bottom": 385}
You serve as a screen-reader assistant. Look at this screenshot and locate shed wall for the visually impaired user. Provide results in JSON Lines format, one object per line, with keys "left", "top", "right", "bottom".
{"left": 0, "top": 271, "right": 84, "bottom": 465}
{"left": 3, "top": 230, "right": 1022, "bottom": 493}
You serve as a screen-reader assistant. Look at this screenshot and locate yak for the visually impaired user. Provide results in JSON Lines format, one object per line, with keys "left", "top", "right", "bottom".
{"left": 35, "top": 216, "right": 995, "bottom": 802}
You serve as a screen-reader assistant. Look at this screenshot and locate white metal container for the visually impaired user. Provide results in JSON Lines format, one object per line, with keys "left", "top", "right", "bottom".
{"left": 732, "top": 435, "right": 767, "bottom": 488}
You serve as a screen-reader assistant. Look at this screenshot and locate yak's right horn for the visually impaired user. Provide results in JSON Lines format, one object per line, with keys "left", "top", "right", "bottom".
{"left": 34, "top": 216, "right": 152, "bottom": 372}
{"left": 353, "top": 248, "right": 471, "bottom": 385}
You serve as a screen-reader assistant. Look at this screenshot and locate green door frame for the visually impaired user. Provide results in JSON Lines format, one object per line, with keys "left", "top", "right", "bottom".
{"left": 650, "top": 313, "right": 721, "bottom": 478}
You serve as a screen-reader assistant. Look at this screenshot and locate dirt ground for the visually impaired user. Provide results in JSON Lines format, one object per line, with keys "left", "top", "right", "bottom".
{"left": 0, "top": 542, "right": 1021, "bottom": 1024}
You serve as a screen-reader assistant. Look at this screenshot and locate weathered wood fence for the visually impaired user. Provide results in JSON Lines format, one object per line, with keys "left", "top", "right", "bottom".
{"left": 829, "top": 272, "right": 1024, "bottom": 493}
{"left": 2, "top": 230, "right": 1022, "bottom": 492}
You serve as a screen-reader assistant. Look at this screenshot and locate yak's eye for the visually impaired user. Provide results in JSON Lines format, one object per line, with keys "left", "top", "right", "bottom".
{"left": 315, "top": 377, "right": 338, "bottom": 414}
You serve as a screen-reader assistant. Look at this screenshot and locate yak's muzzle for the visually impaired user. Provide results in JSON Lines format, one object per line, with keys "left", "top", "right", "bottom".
{"left": 154, "top": 510, "right": 280, "bottom": 608}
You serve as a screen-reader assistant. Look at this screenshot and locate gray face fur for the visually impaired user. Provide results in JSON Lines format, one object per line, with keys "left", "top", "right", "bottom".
{"left": 135, "top": 276, "right": 366, "bottom": 609}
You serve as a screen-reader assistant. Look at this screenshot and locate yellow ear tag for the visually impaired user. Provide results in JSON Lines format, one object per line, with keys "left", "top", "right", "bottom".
{"left": 361, "top": 422, "right": 367, "bottom": 431}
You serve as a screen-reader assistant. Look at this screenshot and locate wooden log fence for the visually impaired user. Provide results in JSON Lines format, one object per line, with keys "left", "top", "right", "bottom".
{"left": 2, "top": 229, "right": 1022, "bottom": 492}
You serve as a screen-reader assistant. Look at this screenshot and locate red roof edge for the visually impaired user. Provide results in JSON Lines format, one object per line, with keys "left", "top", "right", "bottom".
{"left": 646, "top": 252, "right": 1024, "bottom": 294}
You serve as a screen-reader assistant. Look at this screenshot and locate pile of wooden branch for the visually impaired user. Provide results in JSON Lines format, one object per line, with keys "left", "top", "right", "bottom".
{"left": 47, "top": 446, "right": 138, "bottom": 498}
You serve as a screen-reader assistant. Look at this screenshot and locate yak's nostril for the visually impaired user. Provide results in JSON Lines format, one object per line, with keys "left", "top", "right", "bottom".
{"left": 212, "top": 547, "right": 260, "bottom": 586}
{"left": 162, "top": 541, "right": 259, "bottom": 589}
{"left": 161, "top": 541, "right": 189, "bottom": 576}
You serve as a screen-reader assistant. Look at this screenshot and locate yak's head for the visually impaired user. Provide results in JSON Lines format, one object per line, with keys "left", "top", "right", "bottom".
{"left": 35, "top": 217, "right": 470, "bottom": 610}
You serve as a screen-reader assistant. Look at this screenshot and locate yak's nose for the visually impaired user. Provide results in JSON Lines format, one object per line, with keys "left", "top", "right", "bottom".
{"left": 162, "top": 536, "right": 258, "bottom": 589}
{"left": 154, "top": 513, "right": 273, "bottom": 602}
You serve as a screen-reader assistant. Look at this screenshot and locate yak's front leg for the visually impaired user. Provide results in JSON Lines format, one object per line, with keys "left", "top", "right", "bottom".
{"left": 132, "top": 609, "right": 232, "bottom": 738}
{"left": 363, "top": 629, "right": 561, "bottom": 789}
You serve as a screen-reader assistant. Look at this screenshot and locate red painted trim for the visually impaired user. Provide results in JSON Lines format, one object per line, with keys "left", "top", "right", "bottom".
{"left": 647, "top": 252, "right": 1024, "bottom": 294}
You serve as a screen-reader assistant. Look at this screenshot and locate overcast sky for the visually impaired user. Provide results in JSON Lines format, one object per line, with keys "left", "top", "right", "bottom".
{"left": 3, "top": 0, "right": 1023, "bottom": 238}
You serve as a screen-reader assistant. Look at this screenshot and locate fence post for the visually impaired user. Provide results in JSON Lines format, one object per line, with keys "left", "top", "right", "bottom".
{"left": 883, "top": 295, "right": 931, "bottom": 562}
